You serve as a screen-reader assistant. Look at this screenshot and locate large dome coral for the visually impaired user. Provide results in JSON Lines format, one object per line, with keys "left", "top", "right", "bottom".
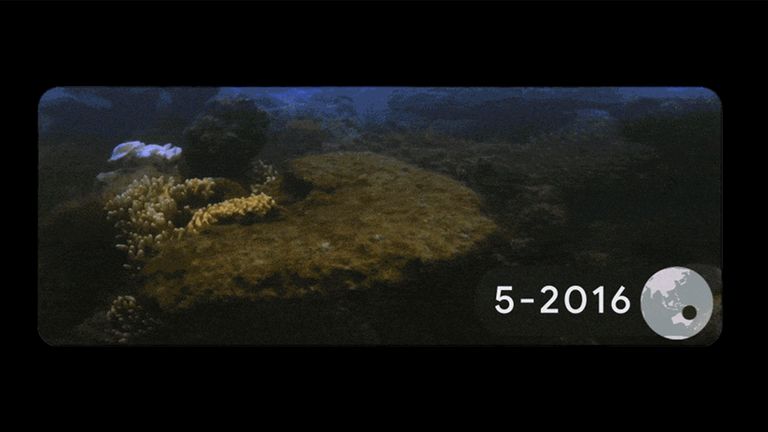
{"left": 182, "top": 97, "right": 270, "bottom": 179}
{"left": 140, "top": 152, "right": 498, "bottom": 310}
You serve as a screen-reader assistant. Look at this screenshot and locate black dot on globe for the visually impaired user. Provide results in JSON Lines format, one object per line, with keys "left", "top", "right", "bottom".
{"left": 682, "top": 305, "right": 697, "bottom": 320}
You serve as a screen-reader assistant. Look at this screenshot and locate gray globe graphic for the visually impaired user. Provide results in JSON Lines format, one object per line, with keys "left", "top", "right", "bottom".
{"left": 640, "top": 267, "right": 713, "bottom": 340}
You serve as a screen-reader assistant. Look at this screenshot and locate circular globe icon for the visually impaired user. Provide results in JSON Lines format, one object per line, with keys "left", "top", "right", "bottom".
{"left": 640, "top": 267, "right": 714, "bottom": 340}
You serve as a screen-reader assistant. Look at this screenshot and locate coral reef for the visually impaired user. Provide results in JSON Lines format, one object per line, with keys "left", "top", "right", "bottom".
{"left": 183, "top": 97, "right": 270, "bottom": 178}
{"left": 248, "top": 159, "right": 281, "bottom": 198}
{"left": 141, "top": 152, "right": 498, "bottom": 310}
{"left": 97, "top": 165, "right": 176, "bottom": 201}
{"left": 104, "top": 175, "right": 217, "bottom": 265}
{"left": 270, "top": 118, "right": 329, "bottom": 157}
{"left": 38, "top": 194, "right": 128, "bottom": 343}
{"left": 108, "top": 140, "right": 182, "bottom": 163}
{"left": 186, "top": 192, "right": 276, "bottom": 234}
{"left": 39, "top": 142, "right": 113, "bottom": 217}
{"left": 249, "top": 159, "right": 278, "bottom": 189}
{"left": 97, "top": 140, "right": 184, "bottom": 197}
{"left": 105, "top": 295, "right": 161, "bottom": 344}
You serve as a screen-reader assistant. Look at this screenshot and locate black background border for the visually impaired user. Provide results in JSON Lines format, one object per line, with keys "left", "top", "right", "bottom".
{"left": 15, "top": 1, "right": 767, "bottom": 425}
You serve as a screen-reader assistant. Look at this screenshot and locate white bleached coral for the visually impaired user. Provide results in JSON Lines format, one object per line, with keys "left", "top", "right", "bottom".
{"left": 105, "top": 175, "right": 216, "bottom": 264}
{"left": 187, "top": 192, "right": 276, "bottom": 234}
{"left": 97, "top": 141, "right": 183, "bottom": 189}
{"left": 108, "top": 141, "right": 182, "bottom": 164}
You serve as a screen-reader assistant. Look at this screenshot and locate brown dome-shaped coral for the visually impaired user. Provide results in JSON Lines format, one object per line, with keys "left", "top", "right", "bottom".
{"left": 140, "top": 152, "right": 498, "bottom": 310}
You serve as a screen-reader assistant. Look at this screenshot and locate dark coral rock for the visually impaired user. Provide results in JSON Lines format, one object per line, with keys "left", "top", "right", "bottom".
{"left": 182, "top": 97, "right": 270, "bottom": 179}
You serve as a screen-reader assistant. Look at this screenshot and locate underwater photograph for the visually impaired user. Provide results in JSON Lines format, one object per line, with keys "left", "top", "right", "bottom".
{"left": 37, "top": 87, "right": 722, "bottom": 345}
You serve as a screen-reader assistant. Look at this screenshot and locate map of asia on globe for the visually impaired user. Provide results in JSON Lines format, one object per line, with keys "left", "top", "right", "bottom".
{"left": 640, "top": 267, "right": 714, "bottom": 340}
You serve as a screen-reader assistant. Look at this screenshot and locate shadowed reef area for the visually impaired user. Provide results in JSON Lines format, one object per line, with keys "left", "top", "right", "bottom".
{"left": 38, "top": 88, "right": 722, "bottom": 345}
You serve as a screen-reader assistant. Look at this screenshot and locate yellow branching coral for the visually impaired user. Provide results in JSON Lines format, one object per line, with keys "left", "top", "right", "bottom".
{"left": 187, "top": 192, "right": 276, "bottom": 234}
{"left": 105, "top": 175, "right": 217, "bottom": 265}
{"left": 170, "top": 177, "right": 217, "bottom": 201}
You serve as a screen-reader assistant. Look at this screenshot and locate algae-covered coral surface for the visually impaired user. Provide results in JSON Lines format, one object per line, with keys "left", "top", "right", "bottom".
{"left": 38, "top": 87, "right": 722, "bottom": 345}
{"left": 141, "top": 152, "right": 497, "bottom": 310}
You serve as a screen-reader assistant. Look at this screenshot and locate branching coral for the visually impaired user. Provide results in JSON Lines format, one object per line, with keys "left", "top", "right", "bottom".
{"left": 139, "top": 153, "right": 499, "bottom": 311}
{"left": 187, "top": 192, "right": 276, "bottom": 234}
{"left": 106, "top": 295, "right": 161, "bottom": 344}
{"left": 105, "top": 175, "right": 216, "bottom": 265}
